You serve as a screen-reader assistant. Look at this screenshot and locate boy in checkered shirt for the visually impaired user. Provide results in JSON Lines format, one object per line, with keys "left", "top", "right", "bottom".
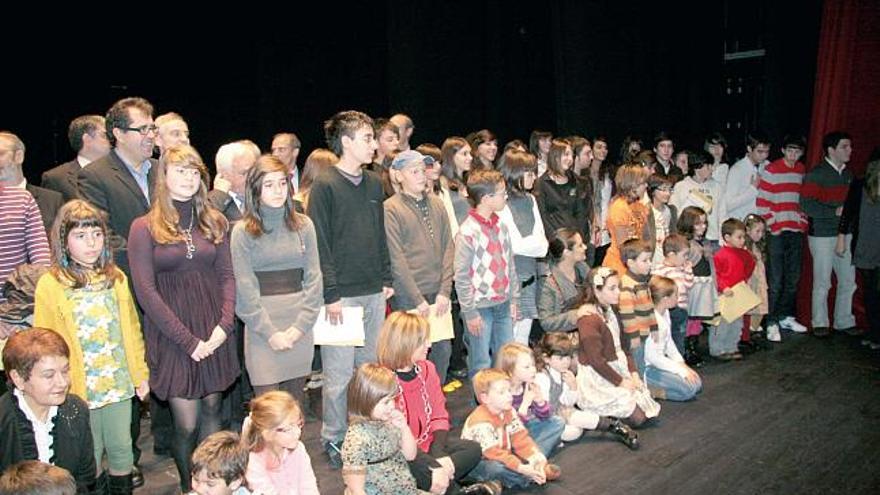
{"left": 454, "top": 169, "right": 519, "bottom": 379}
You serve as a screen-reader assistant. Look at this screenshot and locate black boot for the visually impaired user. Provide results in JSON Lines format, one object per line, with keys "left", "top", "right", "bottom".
{"left": 685, "top": 336, "right": 704, "bottom": 367}
{"left": 90, "top": 471, "right": 108, "bottom": 495}
{"left": 108, "top": 474, "right": 133, "bottom": 495}
{"left": 606, "top": 417, "right": 639, "bottom": 450}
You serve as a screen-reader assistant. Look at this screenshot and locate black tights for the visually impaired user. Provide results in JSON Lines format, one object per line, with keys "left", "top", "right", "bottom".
{"left": 252, "top": 377, "right": 307, "bottom": 406}
{"left": 625, "top": 406, "right": 648, "bottom": 428}
{"left": 168, "top": 393, "right": 222, "bottom": 491}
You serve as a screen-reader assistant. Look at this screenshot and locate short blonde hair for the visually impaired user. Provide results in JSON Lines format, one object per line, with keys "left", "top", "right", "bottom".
{"left": 495, "top": 342, "right": 532, "bottom": 376}
{"left": 472, "top": 368, "right": 510, "bottom": 398}
{"left": 377, "top": 312, "right": 430, "bottom": 370}
{"left": 347, "top": 363, "right": 397, "bottom": 422}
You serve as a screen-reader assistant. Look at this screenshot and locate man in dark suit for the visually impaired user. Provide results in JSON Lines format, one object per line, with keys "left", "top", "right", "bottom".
{"left": 271, "top": 132, "right": 302, "bottom": 194}
{"left": 76, "top": 97, "right": 158, "bottom": 488}
{"left": 41, "top": 115, "right": 110, "bottom": 202}
{"left": 0, "top": 132, "right": 64, "bottom": 232}
{"left": 208, "top": 141, "right": 256, "bottom": 224}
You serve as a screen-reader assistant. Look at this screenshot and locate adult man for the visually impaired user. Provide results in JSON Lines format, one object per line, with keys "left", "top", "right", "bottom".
{"left": 77, "top": 97, "right": 157, "bottom": 276}
{"left": 308, "top": 110, "right": 392, "bottom": 469}
{"left": 0, "top": 132, "right": 64, "bottom": 232}
{"left": 208, "top": 141, "right": 256, "bottom": 224}
{"left": 41, "top": 115, "right": 110, "bottom": 202}
{"left": 271, "top": 132, "right": 301, "bottom": 194}
{"left": 154, "top": 112, "right": 191, "bottom": 155}
{"left": 653, "top": 131, "right": 683, "bottom": 183}
{"left": 725, "top": 131, "right": 771, "bottom": 221}
{"left": 390, "top": 113, "right": 414, "bottom": 152}
{"left": 800, "top": 131, "right": 857, "bottom": 338}
{"left": 76, "top": 97, "right": 158, "bottom": 487}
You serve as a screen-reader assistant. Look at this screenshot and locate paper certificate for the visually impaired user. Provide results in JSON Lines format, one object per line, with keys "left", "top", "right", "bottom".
{"left": 407, "top": 304, "right": 455, "bottom": 343}
{"left": 718, "top": 282, "right": 761, "bottom": 323}
{"left": 313, "top": 306, "right": 365, "bottom": 346}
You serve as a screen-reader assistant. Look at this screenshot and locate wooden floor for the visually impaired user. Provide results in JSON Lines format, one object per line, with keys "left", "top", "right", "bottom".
{"left": 139, "top": 331, "right": 880, "bottom": 494}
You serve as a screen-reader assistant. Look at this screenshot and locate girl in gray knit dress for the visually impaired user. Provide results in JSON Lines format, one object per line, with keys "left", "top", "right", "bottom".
{"left": 231, "top": 156, "right": 323, "bottom": 403}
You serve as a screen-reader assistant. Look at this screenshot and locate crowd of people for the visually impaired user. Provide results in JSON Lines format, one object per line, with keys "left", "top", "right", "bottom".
{"left": 0, "top": 96, "right": 877, "bottom": 495}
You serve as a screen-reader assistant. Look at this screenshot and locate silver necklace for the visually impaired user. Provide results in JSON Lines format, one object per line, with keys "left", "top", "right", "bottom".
{"left": 181, "top": 205, "right": 196, "bottom": 259}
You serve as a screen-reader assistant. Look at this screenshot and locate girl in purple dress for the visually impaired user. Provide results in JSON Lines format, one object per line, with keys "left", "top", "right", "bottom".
{"left": 128, "top": 145, "right": 238, "bottom": 492}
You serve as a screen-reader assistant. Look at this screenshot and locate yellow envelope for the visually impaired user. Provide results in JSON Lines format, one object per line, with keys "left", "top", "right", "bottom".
{"left": 719, "top": 282, "right": 761, "bottom": 323}
{"left": 407, "top": 304, "right": 455, "bottom": 343}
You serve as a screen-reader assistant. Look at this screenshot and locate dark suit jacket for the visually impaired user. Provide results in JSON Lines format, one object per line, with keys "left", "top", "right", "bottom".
{"left": 77, "top": 150, "right": 156, "bottom": 274}
{"left": 25, "top": 183, "right": 64, "bottom": 233}
{"left": 40, "top": 159, "right": 81, "bottom": 202}
{"left": 207, "top": 189, "right": 244, "bottom": 224}
{"left": 656, "top": 160, "right": 685, "bottom": 183}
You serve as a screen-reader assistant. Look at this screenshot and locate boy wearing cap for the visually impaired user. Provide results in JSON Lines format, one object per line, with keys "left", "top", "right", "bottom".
{"left": 384, "top": 150, "right": 456, "bottom": 382}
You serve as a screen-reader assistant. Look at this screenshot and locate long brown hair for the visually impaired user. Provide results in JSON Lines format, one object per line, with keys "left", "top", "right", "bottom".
{"left": 242, "top": 155, "right": 303, "bottom": 237}
{"left": 148, "top": 145, "right": 227, "bottom": 244}
{"left": 49, "top": 199, "right": 121, "bottom": 288}
{"left": 347, "top": 363, "right": 397, "bottom": 423}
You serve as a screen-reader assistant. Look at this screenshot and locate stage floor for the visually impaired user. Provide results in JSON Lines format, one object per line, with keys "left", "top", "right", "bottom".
{"left": 138, "top": 330, "right": 880, "bottom": 494}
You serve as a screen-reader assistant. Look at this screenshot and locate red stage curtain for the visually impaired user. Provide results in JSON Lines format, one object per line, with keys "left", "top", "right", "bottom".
{"left": 797, "top": 0, "right": 880, "bottom": 329}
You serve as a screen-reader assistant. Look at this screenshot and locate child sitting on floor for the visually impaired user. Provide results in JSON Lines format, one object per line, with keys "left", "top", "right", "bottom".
{"left": 461, "top": 369, "right": 562, "bottom": 490}
{"left": 533, "top": 333, "right": 639, "bottom": 447}
{"left": 190, "top": 431, "right": 251, "bottom": 495}
{"left": 646, "top": 276, "right": 703, "bottom": 401}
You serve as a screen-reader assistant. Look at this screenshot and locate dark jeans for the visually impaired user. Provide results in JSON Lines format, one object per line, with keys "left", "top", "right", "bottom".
{"left": 861, "top": 268, "right": 880, "bottom": 343}
{"left": 767, "top": 231, "right": 804, "bottom": 324}
{"left": 670, "top": 307, "right": 688, "bottom": 356}
{"left": 409, "top": 438, "right": 482, "bottom": 494}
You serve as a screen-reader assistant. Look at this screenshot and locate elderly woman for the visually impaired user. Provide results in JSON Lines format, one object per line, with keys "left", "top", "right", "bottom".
{"left": 0, "top": 328, "right": 96, "bottom": 494}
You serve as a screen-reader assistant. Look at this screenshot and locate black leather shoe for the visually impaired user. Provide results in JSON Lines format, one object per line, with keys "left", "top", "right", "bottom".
{"left": 836, "top": 326, "right": 863, "bottom": 337}
{"left": 449, "top": 368, "right": 468, "bottom": 379}
{"left": 607, "top": 418, "right": 639, "bottom": 450}
{"left": 131, "top": 465, "right": 144, "bottom": 488}
{"left": 460, "top": 480, "right": 504, "bottom": 494}
{"left": 812, "top": 326, "right": 832, "bottom": 338}
{"left": 323, "top": 440, "right": 343, "bottom": 470}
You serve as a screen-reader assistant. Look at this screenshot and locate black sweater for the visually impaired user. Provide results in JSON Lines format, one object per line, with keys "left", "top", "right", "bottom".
{"left": 0, "top": 392, "right": 96, "bottom": 494}
{"left": 307, "top": 167, "right": 392, "bottom": 303}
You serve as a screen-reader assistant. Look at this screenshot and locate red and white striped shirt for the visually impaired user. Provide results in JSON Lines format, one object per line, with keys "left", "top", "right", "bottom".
{"left": 0, "top": 187, "right": 50, "bottom": 303}
{"left": 756, "top": 158, "right": 808, "bottom": 234}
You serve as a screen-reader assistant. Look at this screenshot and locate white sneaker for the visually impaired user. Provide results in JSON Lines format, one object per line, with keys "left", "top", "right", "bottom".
{"left": 766, "top": 323, "right": 782, "bottom": 342}
{"left": 779, "top": 317, "right": 808, "bottom": 333}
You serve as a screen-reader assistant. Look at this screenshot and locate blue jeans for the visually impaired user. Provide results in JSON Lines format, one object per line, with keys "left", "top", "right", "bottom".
{"left": 630, "top": 341, "right": 646, "bottom": 379}
{"left": 709, "top": 318, "right": 741, "bottom": 356}
{"left": 669, "top": 307, "right": 688, "bottom": 356}
{"left": 320, "top": 292, "right": 386, "bottom": 444}
{"left": 464, "top": 301, "right": 513, "bottom": 379}
{"left": 524, "top": 416, "right": 565, "bottom": 456}
{"left": 467, "top": 415, "right": 564, "bottom": 491}
{"left": 645, "top": 366, "right": 702, "bottom": 401}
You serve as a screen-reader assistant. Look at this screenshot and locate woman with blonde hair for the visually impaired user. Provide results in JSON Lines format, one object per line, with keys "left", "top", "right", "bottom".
{"left": 128, "top": 145, "right": 238, "bottom": 491}
{"left": 603, "top": 163, "right": 652, "bottom": 275}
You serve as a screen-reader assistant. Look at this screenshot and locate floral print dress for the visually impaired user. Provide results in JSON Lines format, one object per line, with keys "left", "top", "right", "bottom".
{"left": 341, "top": 420, "right": 418, "bottom": 495}
{"left": 68, "top": 285, "right": 134, "bottom": 409}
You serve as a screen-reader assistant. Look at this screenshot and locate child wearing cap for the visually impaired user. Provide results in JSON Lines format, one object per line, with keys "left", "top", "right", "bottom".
{"left": 384, "top": 150, "right": 456, "bottom": 383}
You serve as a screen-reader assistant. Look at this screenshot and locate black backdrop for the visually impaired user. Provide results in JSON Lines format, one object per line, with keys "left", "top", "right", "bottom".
{"left": 4, "top": 0, "right": 820, "bottom": 184}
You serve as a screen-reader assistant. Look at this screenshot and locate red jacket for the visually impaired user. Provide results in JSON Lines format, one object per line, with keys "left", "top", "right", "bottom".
{"left": 713, "top": 246, "right": 756, "bottom": 293}
{"left": 395, "top": 360, "right": 450, "bottom": 453}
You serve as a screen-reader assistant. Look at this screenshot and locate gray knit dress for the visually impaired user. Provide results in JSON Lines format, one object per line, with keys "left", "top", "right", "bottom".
{"left": 231, "top": 207, "right": 323, "bottom": 386}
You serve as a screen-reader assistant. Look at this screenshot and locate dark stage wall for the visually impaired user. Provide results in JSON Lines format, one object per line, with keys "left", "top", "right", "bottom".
{"left": 4, "top": 1, "right": 821, "bottom": 184}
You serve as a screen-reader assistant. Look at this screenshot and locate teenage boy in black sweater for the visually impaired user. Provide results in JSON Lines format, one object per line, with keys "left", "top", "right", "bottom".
{"left": 308, "top": 110, "right": 394, "bottom": 468}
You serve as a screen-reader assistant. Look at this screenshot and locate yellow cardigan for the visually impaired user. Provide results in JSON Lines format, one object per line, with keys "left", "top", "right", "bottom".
{"left": 33, "top": 269, "right": 149, "bottom": 402}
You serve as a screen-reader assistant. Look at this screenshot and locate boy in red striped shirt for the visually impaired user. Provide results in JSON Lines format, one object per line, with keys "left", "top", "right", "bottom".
{"left": 756, "top": 135, "right": 809, "bottom": 337}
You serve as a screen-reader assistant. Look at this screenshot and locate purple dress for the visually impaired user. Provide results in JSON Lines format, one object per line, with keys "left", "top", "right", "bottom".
{"left": 128, "top": 200, "right": 239, "bottom": 400}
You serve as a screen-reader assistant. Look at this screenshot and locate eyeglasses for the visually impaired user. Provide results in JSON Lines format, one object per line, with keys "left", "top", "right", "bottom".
{"left": 120, "top": 124, "right": 158, "bottom": 136}
{"left": 274, "top": 419, "right": 305, "bottom": 435}
{"left": 489, "top": 188, "right": 508, "bottom": 198}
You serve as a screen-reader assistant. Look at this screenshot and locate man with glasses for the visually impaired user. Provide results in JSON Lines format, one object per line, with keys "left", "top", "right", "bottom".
{"left": 756, "top": 135, "right": 810, "bottom": 342}
{"left": 76, "top": 97, "right": 158, "bottom": 488}
{"left": 41, "top": 115, "right": 111, "bottom": 202}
